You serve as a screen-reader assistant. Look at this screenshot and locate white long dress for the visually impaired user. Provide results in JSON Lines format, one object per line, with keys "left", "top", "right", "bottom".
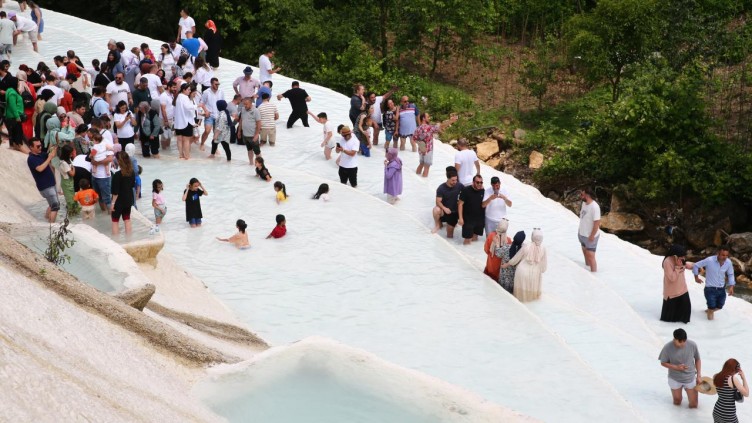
{"left": 506, "top": 242, "right": 547, "bottom": 302}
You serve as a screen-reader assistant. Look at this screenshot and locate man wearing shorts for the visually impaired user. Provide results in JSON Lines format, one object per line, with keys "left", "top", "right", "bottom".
{"left": 414, "top": 112, "right": 458, "bottom": 178}
{"left": 578, "top": 188, "right": 601, "bottom": 272}
{"left": 658, "top": 328, "right": 701, "bottom": 409}
{"left": 238, "top": 97, "right": 262, "bottom": 165}
{"left": 692, "top": 245, "right": 735, "bottom": 320}
{"left": 432, "top": 166, "right": 463, "bottom": 238}
{"left": 27, "top": 139, "right": 58, "bottom": 223}
{"left": 257, "top": 93, "right": 278, "bottom": 146}
{"left": 0, "top": 12, "right": 14, "bottom": 61}
{"left": 10, "top": 13, "right": 38, "bottom": 53}
{"left": 458, "top": 174, "right": 486, "bottom": 245}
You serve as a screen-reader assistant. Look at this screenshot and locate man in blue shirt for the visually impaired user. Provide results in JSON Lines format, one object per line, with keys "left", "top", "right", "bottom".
{"left": 27, "top": 139, "right": 59, "bottom": 223}
{"left": 255, "top": 81, "right": 272, "bottom": 108}
{"left": 693, "top": 245, "right": 735, "bottom": 320}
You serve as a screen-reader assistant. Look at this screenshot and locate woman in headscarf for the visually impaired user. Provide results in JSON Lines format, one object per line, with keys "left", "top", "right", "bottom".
{"left": 17, "top": 71, "right": 37, "bottom": 139}
{"left": 383, "top": 147, "right": 402, "bottom": 204}
{"left": 44, "top": 110, "right": 75, "bottom": 192}
{"left": 203, "top": 20, "right": 222, "bottom": 68}
{"left": 484, "top": 218, "right": 510, "bottom": 281}
{"left": 209, "top": 99, "right": 232, "bottom": 160}
{"left": 35, "top": 99, "right": 56, "bottom": 139}
{"left": 509, "top": 230, "right": 526, "bottom": 259}
{"left": 660, "top": 244, "right": 694, "bottom": 323}
{"left": 501, "top": 228, "right": 547, "bottom": 302}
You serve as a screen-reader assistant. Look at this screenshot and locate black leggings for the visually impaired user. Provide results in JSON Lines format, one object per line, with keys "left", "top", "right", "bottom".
{"left": 211, "top": 140, "right": 231, "bottom": 160}
{"left": 6, "top": 118, "right": 25, "bottom": 146}
{"left": 141, "top": 136, "right": 160, "bottom": 157}
{"left": 287, "top": 109, "right": 309, "bottom": 128}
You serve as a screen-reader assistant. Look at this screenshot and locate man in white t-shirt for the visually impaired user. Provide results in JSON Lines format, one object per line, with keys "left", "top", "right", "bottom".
{"left": 335, "top": 126, "right": 359, "bottom": 187}
{"left": 481, "top": 176, "right": 513, "bottom": 236}
{"left": 10, "top": 13, "right": 38, "bottom": 52}
{"left": 105, "top": 72, "right": 132, "bottom": 112}
{"left": 0, "top": 12, "right": 14, "bottom": 60}
{"left": 176, "top": 9, "right": 196, "bottom": 42}
{"left": 143, "top": 64, "right": 163, "bottom": 100}
{"left": 258, "top": 48, "right": 281, "bottom": 84}
{"left": 199, "top": 77, "right": 225, "bottom": 150}
{"left": 38, "top": 75, "right": 63, "bottom": 105}
{"left": 454, "top": 138, "right": 481, "bottom": 186}
{"left": 578, "top": 188, "right": 601, "bottom": 272}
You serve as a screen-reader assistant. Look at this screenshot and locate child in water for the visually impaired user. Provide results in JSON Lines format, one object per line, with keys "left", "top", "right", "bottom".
{"left": 312, "top": 183, "right": 330, "bottom": 201}
{"left": 217, "top": 219, "right": 250, "bottom": 249}
{"left": 182, "top": 177, "right": 207, "bottom": 228}
{"left": 255, "top": 156, "right": 272, "bottom": 182}
{"left": 274, "top": 181, "right": 288, "bottom": 204}
{"left": 266, "top": 214, "right": 287, "bottom": 239}
{"left": 73, "top": 179, "right": 99, "bottom": 220}
{"left": 151, "top": 179, "right": 166, "bottom": 234}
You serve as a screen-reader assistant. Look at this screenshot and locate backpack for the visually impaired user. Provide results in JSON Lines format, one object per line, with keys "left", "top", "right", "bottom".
{"left": 83, "top": 97, "right": 104, "bottom": 125}
{"left": 21, "top": 90, "right": 34, "bottom": 108}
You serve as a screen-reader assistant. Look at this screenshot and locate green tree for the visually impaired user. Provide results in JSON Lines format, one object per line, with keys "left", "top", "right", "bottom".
{"left": 567, "top": 0, "right": 660, "bottom": 101}
{"left": 518, "top": 36, "right": 559, "bottom": 110}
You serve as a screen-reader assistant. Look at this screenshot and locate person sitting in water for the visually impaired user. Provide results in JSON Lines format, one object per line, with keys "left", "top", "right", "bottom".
{"left": 266, "top": 214, "right": 286, "bottom": 239}
{"left": 217, "top": 219, "right": 250, "bottom": 249}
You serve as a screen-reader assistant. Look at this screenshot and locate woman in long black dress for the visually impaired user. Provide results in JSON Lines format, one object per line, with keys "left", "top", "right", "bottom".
{"left": 713, "top": 358, "right": 749, "bottom": 423}
{"left": 660, "top": 244, "right": 694, "bottom": 323}
{"left": 203, "top": 20, "right": 222, "bottom": 68}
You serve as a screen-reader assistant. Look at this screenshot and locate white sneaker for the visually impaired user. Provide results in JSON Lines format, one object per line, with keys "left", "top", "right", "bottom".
{"left": 149, "top": 227, "right": 156, "bottom": 235}
{"left": 155, "top": 226, "right": 160, "bottom": 233}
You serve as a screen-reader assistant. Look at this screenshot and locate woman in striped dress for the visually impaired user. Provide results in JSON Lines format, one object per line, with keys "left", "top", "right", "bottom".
{"left": 713, "top": 359, "right": 749, "bottom": 423}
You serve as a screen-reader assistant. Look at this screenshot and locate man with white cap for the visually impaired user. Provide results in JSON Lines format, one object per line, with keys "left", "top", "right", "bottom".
{"left": 233, "top": 66, "right": 260, "bottom": 101}
{"left": 10, "top": 12, "right": 38, "bottom": 53}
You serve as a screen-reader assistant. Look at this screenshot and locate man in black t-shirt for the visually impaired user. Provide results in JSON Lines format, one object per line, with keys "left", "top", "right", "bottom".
{"left": 277, "top": 81, "right": 311, "bottom": 128}
{"left": 458, "top": 174, "right": 486, "bottom": 245}
{"left": 432, "top": 166, "right": 463, "bottom": 238}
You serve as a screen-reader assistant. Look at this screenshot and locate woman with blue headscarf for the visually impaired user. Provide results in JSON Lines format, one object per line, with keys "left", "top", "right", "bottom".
{"left": 209, "top": 99, "right": 232, "bottom": 161}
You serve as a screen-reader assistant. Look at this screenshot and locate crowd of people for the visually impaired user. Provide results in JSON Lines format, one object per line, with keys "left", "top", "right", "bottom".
{"left": 9, "top": 6, "right": 749, "bottom": 420}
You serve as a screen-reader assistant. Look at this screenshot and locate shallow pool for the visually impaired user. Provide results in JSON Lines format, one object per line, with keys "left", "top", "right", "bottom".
{"left": 17, "top": 230, "right": 127, "bottom": 293}
{"left": 208, "top": 368, "right": 439, "bottom": 423}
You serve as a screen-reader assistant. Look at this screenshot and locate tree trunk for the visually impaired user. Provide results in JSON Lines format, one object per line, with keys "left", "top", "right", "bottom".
{"left": 430, "top": 25, "right": 444, "bottom": 77}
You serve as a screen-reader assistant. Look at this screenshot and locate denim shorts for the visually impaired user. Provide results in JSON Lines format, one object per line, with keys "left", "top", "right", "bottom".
{"left": 705, "top": 287, "right": 727, "bottom": 310}
{"left": 92, "top": 177, "right": 112, "bottom": 206}
{"left": 385, "top": 131, "right": 394, "bottom": 142}
{"left": 578, "top": 234, "right": 599, "bottom": 251}
{"left": 154, "top": 205, "right": 167, "bottom": 219}
{"left": 39, "top": 186, "right": 60, "bottom": 211}
{"left": 204, "top": 116, "right": 216, "bottom": 126}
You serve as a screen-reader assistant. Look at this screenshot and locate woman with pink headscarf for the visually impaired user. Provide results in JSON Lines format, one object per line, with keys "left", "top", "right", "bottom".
{"left": 383, "top": 147, "right": 402, "bottom": 204}
{"left": 501, "top": 228, "right": 547, "bottom": 302}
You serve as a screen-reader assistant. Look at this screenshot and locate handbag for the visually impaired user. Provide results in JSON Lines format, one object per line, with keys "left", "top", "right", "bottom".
{"left": 732, "top": 376, "right": 744, "bottom": 403}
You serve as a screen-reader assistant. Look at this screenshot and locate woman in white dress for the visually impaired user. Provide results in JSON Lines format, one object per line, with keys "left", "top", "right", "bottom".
{"left": 501, "top": 228, "right": 547, "bottom": 302}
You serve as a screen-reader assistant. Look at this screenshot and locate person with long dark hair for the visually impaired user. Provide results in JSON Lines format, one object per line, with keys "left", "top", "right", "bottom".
{"left": 713, "top": 358, "right": 749, "bottom": 422}
{"left": 660, "top": 244, "right": 694, "bottom": 323}
{"left": 173, "top": 83, "right": 196, "bottom": 159}
{"left": 110, "top": 151, "right": 135, "bottom": 236}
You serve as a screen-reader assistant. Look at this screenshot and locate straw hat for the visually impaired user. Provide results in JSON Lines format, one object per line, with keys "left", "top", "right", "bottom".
{"left": 695, "top": 376, "right": 716, "bottom": 395}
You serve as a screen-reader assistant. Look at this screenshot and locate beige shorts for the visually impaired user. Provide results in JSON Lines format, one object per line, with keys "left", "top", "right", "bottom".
{"left": 26, "top": 29, "right": 38, "bottom": 43}
{"left": 260, "top": 128, "right": 276, "bottom": 145}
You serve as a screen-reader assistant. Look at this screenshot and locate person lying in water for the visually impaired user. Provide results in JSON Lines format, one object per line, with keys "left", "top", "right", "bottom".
{"left": 217, "top": 219, "right": 250, "bottom": 249}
